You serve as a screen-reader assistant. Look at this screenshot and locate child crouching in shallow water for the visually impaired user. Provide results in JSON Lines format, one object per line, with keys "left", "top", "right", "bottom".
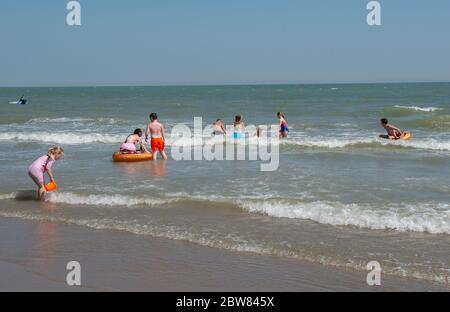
{"left": 28, "top": 146, "right": 64, "bottom": 200}
{"left": 120, "top": 128, "right": 149, "bottom": 154}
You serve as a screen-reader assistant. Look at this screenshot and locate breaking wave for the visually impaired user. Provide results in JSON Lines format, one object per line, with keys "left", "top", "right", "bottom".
{"left": 393, "top": 105, "right": 443, "bottom": 112}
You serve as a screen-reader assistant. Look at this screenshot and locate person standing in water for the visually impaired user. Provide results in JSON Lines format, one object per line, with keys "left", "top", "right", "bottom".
{"left": 145, "top": 113, "right": 168, "bottom": 160}
{"left": 233, "top": 115, "right": 245, "bottom": 139}
{"left": 28, "top": 146, "right": 64, "bottom": 200}
{"left": 277, "top": 112, "right": 289, "bottom": 138}
{"left": 212, "top": 119, "right": 227, "bottom": 135}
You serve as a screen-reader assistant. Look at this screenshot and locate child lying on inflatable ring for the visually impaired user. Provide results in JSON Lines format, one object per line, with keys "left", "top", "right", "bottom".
{"left": 120, "top": 129, "right": 150, "bottom": 154}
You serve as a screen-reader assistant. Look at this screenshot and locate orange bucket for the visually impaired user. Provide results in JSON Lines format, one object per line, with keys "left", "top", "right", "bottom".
{"left": 44, "top": 181, "right": 58, "bottom": 192}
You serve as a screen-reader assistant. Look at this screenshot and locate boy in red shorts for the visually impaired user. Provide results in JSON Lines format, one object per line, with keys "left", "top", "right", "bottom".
{"left": 145, "top": 113, "right": 168, "bottom": 160}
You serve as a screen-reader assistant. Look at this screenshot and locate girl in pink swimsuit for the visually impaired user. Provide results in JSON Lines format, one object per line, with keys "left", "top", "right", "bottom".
{"left": 120, "top": 128, "right": 149, "bottom": 154}
{"left": 28, "top": 146, "right": 64, "bottom": 200}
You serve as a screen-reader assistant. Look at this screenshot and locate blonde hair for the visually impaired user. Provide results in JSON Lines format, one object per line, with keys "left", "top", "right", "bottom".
{"left": 48, "top": 146, "right": 64, "bottom": 157}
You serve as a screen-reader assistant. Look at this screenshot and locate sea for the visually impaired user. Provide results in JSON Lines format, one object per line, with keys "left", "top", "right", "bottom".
{"left": 0, "top": 83, "right": 449, "bottom": 284}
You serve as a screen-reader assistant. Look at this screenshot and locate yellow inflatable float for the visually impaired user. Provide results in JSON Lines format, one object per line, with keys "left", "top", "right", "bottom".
{"left": 399, "top": 131, "right": 411, "bottom": 141}
{"left": 112, "top": 152, "right": 153, "bottom": 162}
{"left": 380, "top": 131, "right": 411, "bottom": 141}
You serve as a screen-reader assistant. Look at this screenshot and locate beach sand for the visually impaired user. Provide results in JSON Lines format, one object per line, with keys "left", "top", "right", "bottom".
{"left": 0, "top": 216, "right": 447, "bottom": 292}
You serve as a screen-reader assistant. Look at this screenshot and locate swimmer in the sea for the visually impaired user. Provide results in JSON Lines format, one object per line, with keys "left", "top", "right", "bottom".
{"left": 212, "top": 119, "right": 227, "bottom": 135}
{"left": 233, "top": 115, "right": 245, "bottom": 139}
{"left": 379, "top": 118, "right": 403, "bottom": 140}
{"left": 277, "top": 112, "right": 289, "bottom": 138}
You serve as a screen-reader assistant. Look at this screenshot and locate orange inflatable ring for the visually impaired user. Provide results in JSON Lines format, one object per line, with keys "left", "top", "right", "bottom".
{"left": 112, "top": 152, "right": 153, "bottom": 162}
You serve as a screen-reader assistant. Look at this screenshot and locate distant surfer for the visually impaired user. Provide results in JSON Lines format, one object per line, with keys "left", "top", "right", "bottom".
{"left": 17, "top": 95, "right": 27, "bottom": 105}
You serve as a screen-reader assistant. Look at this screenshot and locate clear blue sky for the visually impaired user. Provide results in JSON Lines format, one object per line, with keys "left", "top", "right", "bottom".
{"left": 1, "top": 0, "right": 450, "bottom": 86}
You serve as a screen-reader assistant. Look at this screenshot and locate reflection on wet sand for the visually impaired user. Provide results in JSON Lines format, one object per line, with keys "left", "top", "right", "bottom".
{"left": 115, "top": 160, "right": 167, "bottom": 178}
{"left": 151, "top": 161, "right": 166, "bottom": 178}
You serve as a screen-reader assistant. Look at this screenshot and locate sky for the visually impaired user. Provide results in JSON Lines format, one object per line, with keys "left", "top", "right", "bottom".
{"left": 1, "top": 0, "right": 450, "bottom": 87}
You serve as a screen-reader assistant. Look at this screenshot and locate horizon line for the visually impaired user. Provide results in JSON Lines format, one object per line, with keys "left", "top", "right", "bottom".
{"left": 1, "top": 80, "right": 450, "bottom": 89}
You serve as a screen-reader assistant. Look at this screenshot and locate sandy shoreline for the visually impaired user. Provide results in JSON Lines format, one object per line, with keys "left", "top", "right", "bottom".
{"left": 0, "top": 216, "right": 448, "bottom": 292}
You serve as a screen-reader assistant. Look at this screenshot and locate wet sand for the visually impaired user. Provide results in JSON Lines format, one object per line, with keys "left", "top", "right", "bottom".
{"left": 0, "top": 217, "right": 448, "bottom": 292}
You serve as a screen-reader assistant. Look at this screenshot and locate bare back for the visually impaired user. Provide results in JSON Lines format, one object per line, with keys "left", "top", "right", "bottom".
{"left": 385, "top": 124, "right": 401, "bottom": 137}
{"left": 124, "top": 134, "right": 140, "bottom": 144}
{"left": 148, "top": 121, "right": 164, "bottom": 138}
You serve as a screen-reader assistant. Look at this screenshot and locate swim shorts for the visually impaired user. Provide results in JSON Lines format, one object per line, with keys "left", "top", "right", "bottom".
{"left": 151, "top": 137, "right": 165, "bottom": 152}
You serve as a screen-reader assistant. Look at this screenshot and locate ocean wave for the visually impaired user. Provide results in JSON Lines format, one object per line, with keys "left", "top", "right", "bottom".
{"left": 239, "top": 200, "right": 450, "bottom": 235}
{"left": 0, "top": 209, "right": 268, "bottom": 256}
{"left": 46, "top": 192, "right": 175, "bottom": 207}
{"left": 0, "top": 191, "right": 176, "bottom": 207}
{"left": 2, "top": 190, "right": 448, "bottom": 235}
{"left": 172, "top": 132, "right": 450, "bottom": 151}
{"left": 1, "top": 129, "right": 449, "bottom": 151}
{"left": 282, "top": 137, "right": 450, "bottom": 151}
{"left": 0, "top": 193, "right": 16, "bottom": 200}
{"left": 0, "top": 196, "right": 449, "bottom": 284}
{"left": 27, "top": 117, "right": 121, "bottom": 124}
{"left": 28, "top": 117, "right": 93, "bottom": 123}
{"left": 393, "top": 105, "right": 443, "bottom": 112}
{"left": 169, "top": 135, "right": 273, "bottom": 147}
{"left": 43, "top": 191, "right": 268, "bottom": 210}
{"left": 404, "top": 115, "right": 450, "bottom": 130}
{"left": 0, "top": 132, "right": 123, "bottom": 144}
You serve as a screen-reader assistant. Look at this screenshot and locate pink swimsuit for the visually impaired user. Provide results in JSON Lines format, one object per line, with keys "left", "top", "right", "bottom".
{"left": 28, "top": 155, "right": 55, "bottom": 185}
{"left": 120, "top": 135, "right": 139, "bottom": 153}
{"left": 120, "top": 142, "right": 137, "bottom": 153}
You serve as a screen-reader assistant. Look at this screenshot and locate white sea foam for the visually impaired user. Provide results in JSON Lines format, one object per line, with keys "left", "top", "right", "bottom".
{"left": 168, "top": 133, "right": 276, "bottom": 147}
{"left": 5, "top": 189, "right": 446, "bottom": 235}
{"left": 1, "top": 129, "right": 449, "bottom": 152}
{"left": 394, "top": 105, "right": 443, "bottom": 112}
{"left": 0, "top": 200, "right": 448, "bottom": 284}
{"left": 46, "top": 192, "right": 175, "bottom": 207}
{"left": 0, "top": 191, "right": 173, "bottom": 207}
{"left": 28, "top": 117, "right": 94, "bottom": 123}
{"left": 1, "top": 191, "right": 450, "bottom": 283}
{"left": 239, "top": 200, "right": 450, "bottom": 235}
{"left": 0, "top": 132, "right": 123, "bottom": 144}
{"left": 283, "top": 137, "right": 450, "bottom": 151}
{"left": 283, "top": 137, "right": 374, "bottom": 148}
{"left": 399, "top": 139, "right": 450, "bottom": 151}
{"left": 27, "top": 117, "right": 120, "bottom": 124}
{"left": 0, "top": 193, "right": 16, "bottom": 200}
